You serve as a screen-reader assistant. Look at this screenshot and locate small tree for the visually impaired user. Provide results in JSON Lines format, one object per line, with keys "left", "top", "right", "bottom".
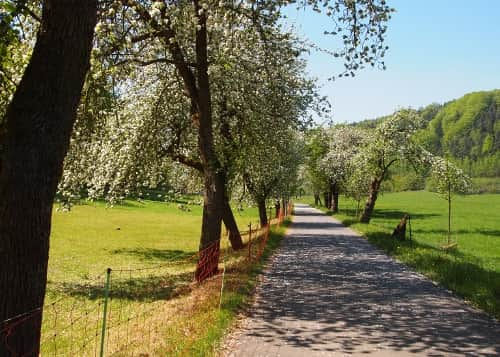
{"left": 429, "top": 156, "right": 471, "bottom": 247}
{"left": 345, "top": 161, "right": 372, "bottom": 217}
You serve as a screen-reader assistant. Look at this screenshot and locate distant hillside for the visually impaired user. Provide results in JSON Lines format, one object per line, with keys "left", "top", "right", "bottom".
{"left": 420, "top": 90, "right": 500, "bottom": 177}
{"left": 355, "top": 90, "right": 500, "bottom": 177}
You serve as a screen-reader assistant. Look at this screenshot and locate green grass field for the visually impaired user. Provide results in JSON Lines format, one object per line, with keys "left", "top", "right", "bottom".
{"left": 37, "top": 191, "right": 500, "bottom": 351}
{"left": 304, "top": 191, "right": 500, "bottom": 320}
{"left": 48, "top": 199, "right": 261, "bottom": 285}
{"left": 40, "top": 198, "right": 279, "bottom": 355}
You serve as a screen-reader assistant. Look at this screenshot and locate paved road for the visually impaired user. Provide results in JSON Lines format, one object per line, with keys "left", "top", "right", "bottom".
{"left": 225, "top": 204, "right": 500, "bottom": 356}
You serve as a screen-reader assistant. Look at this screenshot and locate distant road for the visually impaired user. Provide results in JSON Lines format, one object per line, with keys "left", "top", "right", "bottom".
{"left": 224, "top": 203, "right": 500, "bottom": 356}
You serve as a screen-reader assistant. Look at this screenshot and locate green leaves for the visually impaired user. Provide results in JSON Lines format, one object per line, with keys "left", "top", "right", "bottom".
{"left": 429, "top": 157, "right": 471, "bottom": 198}
{"left": 0, "top": 1, "right": 17, "bottom": 13}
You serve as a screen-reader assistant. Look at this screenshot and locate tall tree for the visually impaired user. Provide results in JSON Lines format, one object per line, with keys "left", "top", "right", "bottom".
{"left": 304, "top": 127, "right": 330, "bottom": 206}
{"left": 92, "top": 0, "right": 392, "bottom": 279}
{"left": 243, "top": 130, "right": 305, "bottom": 226}
{"left": 320, "top": 125, "right": 367, "bottom": 212}
{"left": 0, "top": 0, "right": 97, "bottom": 354}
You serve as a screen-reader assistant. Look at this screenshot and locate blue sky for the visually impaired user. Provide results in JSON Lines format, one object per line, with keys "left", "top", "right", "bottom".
{"left": 283, "top": 0, "right": 500, "bottom": 123}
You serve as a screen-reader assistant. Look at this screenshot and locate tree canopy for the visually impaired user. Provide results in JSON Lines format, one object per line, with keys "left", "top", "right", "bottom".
{"left": 0, "top": 2, "right": 394, "bottom": 352}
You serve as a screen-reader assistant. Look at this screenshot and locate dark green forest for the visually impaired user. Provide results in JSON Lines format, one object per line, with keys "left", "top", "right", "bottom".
{"left": 420, "top": 90, "right": 500, "bottom": 177}
{"left": 357, "top": 89, "right": 500, "bottom": 178}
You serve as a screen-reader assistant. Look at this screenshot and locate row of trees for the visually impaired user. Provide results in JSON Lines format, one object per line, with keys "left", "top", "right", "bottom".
{"left": 60, "top": 19, "right": 318, "bottom": 252}
{"left": 0, "top": 0, "right": 392, "bottom": 353}
{"left": 305, "top": 109, "right": 471, "bottom": 223}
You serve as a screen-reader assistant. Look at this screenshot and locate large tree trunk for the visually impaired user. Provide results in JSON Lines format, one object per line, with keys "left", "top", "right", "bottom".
{"left": 217, "top": 97, "right": 243, "bottom": 250}
{"left": 0, "top": 1, "right": 97, "bottom": 354}
{"left": 219, "top": 168, "right": 243, "bottom": 250}
{"left": 257, "top": 197, "right": 268, "bottom": 227}
{"left": 168, "top": 7, "right": 226, "bottom": 281}
{"left": 195, "top": 169, "right": 224, "bottom": 281}
{"left": 193, "top": 4, "right": 224, "bottom": 281}
{"left": 360, "top": 177, "right": 382, "bottom": 223}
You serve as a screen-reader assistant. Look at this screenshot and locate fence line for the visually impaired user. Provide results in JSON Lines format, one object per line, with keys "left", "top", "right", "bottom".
{"left": 1, "top": 204, "right": 291, "bottom": 356}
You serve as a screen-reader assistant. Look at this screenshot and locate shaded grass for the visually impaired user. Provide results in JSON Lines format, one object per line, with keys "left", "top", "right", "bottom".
{"left": 311, "top": 191, "right": 500, "bottom": 320}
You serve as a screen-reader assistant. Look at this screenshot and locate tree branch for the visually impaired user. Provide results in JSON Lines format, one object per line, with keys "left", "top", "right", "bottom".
{"left": 112, "top": 57, "right": 196, "bottom": 68}
{"left": 162, "top": 144, "right": 203, "bottom": 172}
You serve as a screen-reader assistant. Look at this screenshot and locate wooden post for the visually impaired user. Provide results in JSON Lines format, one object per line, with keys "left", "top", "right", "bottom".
{"left": 391, "top": 214, "right": 409, "bottom": 241}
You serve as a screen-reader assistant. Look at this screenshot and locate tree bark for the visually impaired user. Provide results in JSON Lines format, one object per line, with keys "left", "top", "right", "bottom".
{"left": 165, "top": 4, "right": 229, "bottom": 280}
{"left": 359, "top": 177, "right": 382, "bottom": 223}
{"left": 274, "top": 200, "right": 280, "bottom": 218}
{"left": 331, "top": 182, "right": 339, "bottom": 213}
{"left": 257, "top": 197, "right": 268, "bottom": 227}
{"left": 215, "top": 96, "right": 244, "bottom": 250}
{"left": 323, "top": 192, "right": 331, "bottom": 209}
{"left": 313, "top": 192, "right": 321, "bottom": 206}
{"left": 218, "top": 167, "right": 243, "bottom": 250}
{"left": 0, "top": 1, "right": 97, "bottom": 354}
{"left": 195, "top": 169, "right": 224, "bottom": 281}
{"left": 221, "top": 198, "right": 244, "bottom": 250}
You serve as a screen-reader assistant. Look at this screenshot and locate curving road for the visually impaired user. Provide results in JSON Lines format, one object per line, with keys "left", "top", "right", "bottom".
{"left": 225, "top": 204, "right": 500, "bottom": 356}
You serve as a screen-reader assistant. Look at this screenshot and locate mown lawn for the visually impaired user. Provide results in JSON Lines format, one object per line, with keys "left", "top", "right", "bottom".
{"left": 304, "top": 191, "right": 500, "bottom": 320}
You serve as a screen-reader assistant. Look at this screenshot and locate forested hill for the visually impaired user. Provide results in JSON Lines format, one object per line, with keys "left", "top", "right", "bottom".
{"left": 355, "top": 90, "right": 500, "bottom": 177}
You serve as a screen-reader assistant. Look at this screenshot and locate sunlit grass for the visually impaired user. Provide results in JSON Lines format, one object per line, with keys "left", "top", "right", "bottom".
{"left": 48, "top": 199, "right": 261, "bottom": 285}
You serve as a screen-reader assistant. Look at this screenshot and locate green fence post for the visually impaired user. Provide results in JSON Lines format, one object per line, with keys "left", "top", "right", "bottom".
{"left": 100, "top": 268, "right": 112, "bottom": 357}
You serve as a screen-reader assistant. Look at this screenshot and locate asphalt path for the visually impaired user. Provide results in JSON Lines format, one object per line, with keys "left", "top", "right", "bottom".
{"left": 225, "top": 204, "right": 500, "bottom": 356}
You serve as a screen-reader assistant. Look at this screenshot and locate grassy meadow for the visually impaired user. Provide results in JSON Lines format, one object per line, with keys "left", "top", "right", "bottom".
{"left": 41, "top": 198, "right": 282, "bottom": 356}
{"left": 304, "top": 191, "right": 500, "bottom": 320}
{"left": 48, "top": 199, "right": 261, "bottom": 285}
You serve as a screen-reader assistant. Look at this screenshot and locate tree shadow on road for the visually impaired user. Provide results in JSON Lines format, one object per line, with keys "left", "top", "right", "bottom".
{"left": 243, "top": 207, "right": 500, "bottom": 355}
